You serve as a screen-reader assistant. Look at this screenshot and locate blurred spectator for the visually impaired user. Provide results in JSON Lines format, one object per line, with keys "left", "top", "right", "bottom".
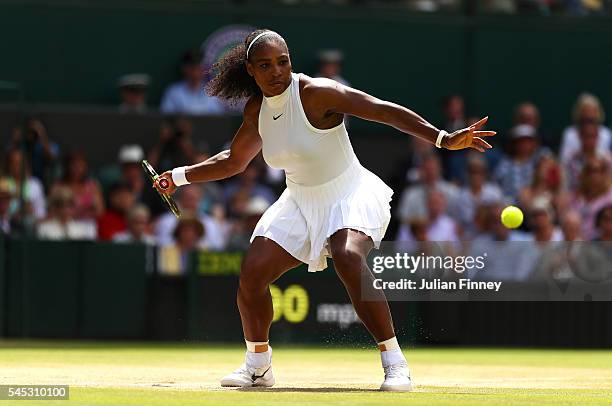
{"left": 227, "top": 196, "right": 270, "bottom": 251}
{"left": 468, "top": 204, "right": 537, "bottom": 281}
{"left": 455, "top": 155, "right": 503, "bottom": 238}
{"left": 315, "top": 49, "right": 349, "bottom": 86}
{"left": 441, "top": 94, "right": 466, "bottom": 133}
{"left": 3, "top": 147, "right": 46, "bottom": 224}
{"left": 223, "top": 160, "right": 276, "bottom": 215}
{"left": 155, "top": 185, "right": 230, "bottom": 250}
{"left": 494, "top": 124, "right": 549, "bottom": 202}
{"left": 594, "top": 204, "right": 612, "bottom": 241}
{"left": 560, "top": 210, "right": 583, "bottom": 241}
{"left": 519, "top": 154, "right": 566, "bottom": 214}
{"left": 397, "top": 189, "right": 459, "bottom": 245}
{"left": 117, "top": 73, "right": 151, "bottom": 114}
{"left": 536, "top": 209, "right": 609, "bottom": 282}
{"left": 113, "top": 204, "right": 155, "bottom": 245}
{"left": 513, "top": 101, "right": 555, "bottom": 149}
{"left": 160, "top": 49, "right": 226, "bottom": 115}
{"left": 9, "top": 118, "right": 60, "bottom": 185}
{"left": 441, "top": 116, "right": 501, "bottom": 185}
{"left": 571, "top": 157, "right": 612, "bottom": 240}
{"left": 97, "top": 182, "right": 135, "bottom": 241}
{"left": 397, "top": 152, "right": 459, "bottom": 224}
{"left": 560, "top": 93, "right": 610, "bottom": 165}
{"left": 147, "top": 117, "right": 197, "bottom": 172}
{"left": 0, "top": 179, "right": 14, "bottom": 234}
{"left": 526, "top": 197, "right": 563, "bottom": 243}
{"left": 158, "top": 214, "right": 205, "bottom": 275}
{"left": 37, "top": 186, "right": 96, "bottom": 240}
{"left": 563, "top": 115, "right": 612, "bottom": 191}
{"left": 479, "top": 0, "right": 517, "bottom": 13}
{"left": 118, "top": 144, "right": 145, "bottom": 193}
{"left": 189, "top": 151, "right": 227, "bottom": 214}
{"left": 51, "top": 151, "right": 104, "bottom": 220}
{"left": 514, "top": 102, "right": 540, "bottom": 128}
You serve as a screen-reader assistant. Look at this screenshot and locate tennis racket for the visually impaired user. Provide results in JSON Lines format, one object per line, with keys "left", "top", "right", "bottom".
{"left": 141, "top": 160, "right": 181, "bottom": 218}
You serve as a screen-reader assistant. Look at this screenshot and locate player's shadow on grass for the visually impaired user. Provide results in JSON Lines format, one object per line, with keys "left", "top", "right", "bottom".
{"left": 237, "top": 387, "right": 380, "bottom": 393}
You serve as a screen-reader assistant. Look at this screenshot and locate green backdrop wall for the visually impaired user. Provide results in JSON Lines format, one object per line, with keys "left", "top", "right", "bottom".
{"left": 0, "top": 0, "right": 611, "bottom": 139}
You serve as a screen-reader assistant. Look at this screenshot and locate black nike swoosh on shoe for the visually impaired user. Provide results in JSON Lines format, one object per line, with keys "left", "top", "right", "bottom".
{"left": 273, "top": 114, "right": 283, "bottom": 120}
{"left": 251, "top": 365, "right": 271, "bottom": 381}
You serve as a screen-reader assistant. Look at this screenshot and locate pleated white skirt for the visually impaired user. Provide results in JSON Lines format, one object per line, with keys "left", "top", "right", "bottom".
{"left": 250, "top": 158, "right": 394, "bottom": 272}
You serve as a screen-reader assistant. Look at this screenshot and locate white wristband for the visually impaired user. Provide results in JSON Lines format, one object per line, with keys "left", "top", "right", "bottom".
{"left": 435, "top": 130, "right": 448, "bottom": 149}
{"left": 171, "top": 166, "right": 190, "bottom": 187}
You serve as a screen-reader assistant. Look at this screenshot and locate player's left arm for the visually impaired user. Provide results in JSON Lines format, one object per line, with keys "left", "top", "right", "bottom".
{"left": 315, "top": 79, "right": 496, "bottom": 152}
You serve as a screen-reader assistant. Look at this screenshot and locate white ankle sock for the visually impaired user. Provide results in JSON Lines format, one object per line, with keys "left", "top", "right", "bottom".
{"left": 377, "top": 337, "right": 406, "bottom": 367}
{"left": 245, "top": 340, "right": 271, "bottom": 368}
{"left": 380, "top": 348, "right": 406, "bottom": 367}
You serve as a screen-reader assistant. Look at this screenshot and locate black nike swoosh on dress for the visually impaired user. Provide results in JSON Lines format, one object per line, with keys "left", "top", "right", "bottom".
{"left": 273, "top": 114, "right": 283, "bottom": 120}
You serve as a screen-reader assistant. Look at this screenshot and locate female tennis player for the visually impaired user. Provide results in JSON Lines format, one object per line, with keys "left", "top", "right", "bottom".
{"left": 155, "top": 29, "right": 495, "bottom": 391}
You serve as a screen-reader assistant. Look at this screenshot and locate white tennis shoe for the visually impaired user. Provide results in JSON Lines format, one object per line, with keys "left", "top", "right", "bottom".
{"left": 220, "top": 349, "right": 275, "bottom": 388}
{"left": 380, "top": 361, "right": 412, "bottom": 391}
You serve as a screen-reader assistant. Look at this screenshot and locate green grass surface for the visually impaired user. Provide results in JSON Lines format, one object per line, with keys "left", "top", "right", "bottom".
{"left": 1, "top": 341, "right": 611, "bottom": 405}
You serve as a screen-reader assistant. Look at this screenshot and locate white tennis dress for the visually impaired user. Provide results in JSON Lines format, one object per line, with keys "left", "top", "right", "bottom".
{"left": 250, "top": 72, "right": 394, "bottom": 272}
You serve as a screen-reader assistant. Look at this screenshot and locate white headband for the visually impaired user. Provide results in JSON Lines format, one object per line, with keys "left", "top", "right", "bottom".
{"left": 246, "top": 31, "right": 277, "bottom": 60}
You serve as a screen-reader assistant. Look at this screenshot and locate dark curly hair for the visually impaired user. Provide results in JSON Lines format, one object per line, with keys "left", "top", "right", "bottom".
{"left": 205, "top": 29, "right": 287, "bottom": 104}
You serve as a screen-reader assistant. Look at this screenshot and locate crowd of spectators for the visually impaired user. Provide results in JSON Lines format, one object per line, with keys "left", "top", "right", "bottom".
{"left": 1, "top": 45, "right": 610, "bottom": 280}
{"left": 388, "top": 92, "right": 612, "bottom": 282}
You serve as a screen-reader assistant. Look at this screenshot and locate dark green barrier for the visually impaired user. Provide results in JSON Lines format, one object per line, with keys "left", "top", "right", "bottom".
{"left": 4, "top": 238, "right": 147, "bottom": 338}
{"left": 80, "top": 242, "right": 147, "bottom": 338}
{"left": 6, "top": 239, "right": 80, "bottom": 337}
{"left": 1, "top": 2, "right": 611, "bottom": 138}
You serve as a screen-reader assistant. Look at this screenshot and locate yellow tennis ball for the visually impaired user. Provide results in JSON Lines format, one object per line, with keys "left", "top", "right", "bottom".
{"left": 501, "top": 205, "right": 524, "bottom": 229}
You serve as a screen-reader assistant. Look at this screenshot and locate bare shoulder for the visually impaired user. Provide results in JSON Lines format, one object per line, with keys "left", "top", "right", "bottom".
{"left": 243, "top": 94, "right": 263, "bottom": 125}
{"left": 299, "top": 74, "right": 344, "bottom": 101}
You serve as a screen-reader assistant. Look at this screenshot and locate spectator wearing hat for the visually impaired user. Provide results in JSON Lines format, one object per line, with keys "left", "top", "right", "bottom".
{"left": 0, "top": 179, "right": 14, "bottom": 234}
{"left": 560, "top": 93, "right": 611, "bottom": 165}
{"left": 117, "top": 73, "right": 151, "bottom": 114}
{"left": 494, "top": 124, "right": 550, "bottom": 202}
{"left": 158, "top": 214, "right": 205, "bottom": 275}
{"left": 114, "top": 143, "right": 168, "bottom": 217}
{"left": 160, "top": 49, "right": 226, "bottom": 115}
{"left": 113, "top": 204, "right": 155, "bottom": 245}
{"left": 37, "top": 186, "right": 96, "bottom": 240}
{"left": 118, "top": 144, "right": 146, "bottom": 197}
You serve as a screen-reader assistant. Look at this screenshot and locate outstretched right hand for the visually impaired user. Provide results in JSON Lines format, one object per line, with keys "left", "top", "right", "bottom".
{"left": 154, "top": 171, "right": 177, "bottom": 196}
